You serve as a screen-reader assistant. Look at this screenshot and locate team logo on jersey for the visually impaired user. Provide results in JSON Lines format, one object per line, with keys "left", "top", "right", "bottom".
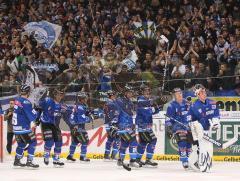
{"left": 198, "top": 109, "right": 202, "bottom": 113}
{"left": 23, "top": 100, "right": 30, "bottom": 104}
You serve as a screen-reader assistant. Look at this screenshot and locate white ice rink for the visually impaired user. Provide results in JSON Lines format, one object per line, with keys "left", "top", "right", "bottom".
{"left": 1, "top": 158, "right": 240, "bottom": 181}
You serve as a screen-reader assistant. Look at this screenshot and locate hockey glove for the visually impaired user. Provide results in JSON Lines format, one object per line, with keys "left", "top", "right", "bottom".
{"left": 109, "top": 125, "right": 118, "bottom": 138}
{"left": 209, "top": 118, "right": 220, "bottom": 130}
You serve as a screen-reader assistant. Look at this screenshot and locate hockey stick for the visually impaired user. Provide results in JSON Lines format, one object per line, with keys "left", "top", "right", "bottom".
{"left": 164, "top": 114, "right": 238, "bottom": 149}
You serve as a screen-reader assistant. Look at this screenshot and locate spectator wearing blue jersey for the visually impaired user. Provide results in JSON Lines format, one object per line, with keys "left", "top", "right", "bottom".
{"left": 12, "top": 85, "right": 39, "bottom": 168}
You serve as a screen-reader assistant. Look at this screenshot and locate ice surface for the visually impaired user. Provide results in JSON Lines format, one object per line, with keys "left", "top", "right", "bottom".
{"left": 1, "top": 158, "right": 240, "bottom": 181}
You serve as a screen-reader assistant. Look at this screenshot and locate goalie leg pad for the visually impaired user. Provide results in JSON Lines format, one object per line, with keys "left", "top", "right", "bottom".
{"left": 198, "top": 138, "right": 213, "bottom": 172}
{"left": 188, "top": 145, "right": 200, "bottom": 171}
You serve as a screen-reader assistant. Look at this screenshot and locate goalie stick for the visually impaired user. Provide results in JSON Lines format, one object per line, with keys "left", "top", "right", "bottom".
{"left": 164, "top": 114, "right": 238, "bottom": 149}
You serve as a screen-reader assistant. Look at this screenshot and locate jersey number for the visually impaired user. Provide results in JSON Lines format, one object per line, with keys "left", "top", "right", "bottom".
{"left": 12, "top": 113, "right": 18, "bottom": 125}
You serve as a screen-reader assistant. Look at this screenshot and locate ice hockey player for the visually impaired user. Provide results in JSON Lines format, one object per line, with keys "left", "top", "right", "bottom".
{"left": 12, "top": 84, "right": 39, "bottom": 168}
{"left": 135, "top": 84, "right": 159, "bottom": 167}
{"left": 38, "top": 88, "right": 65, "bottom": 167}
{"left": 66, "top": 92, "right": 91, "bottom": 162}
{"left": 116, "top": 85, "right": 142, "bottom": 168}
{"left": 103, "top": 90, "right": 120, "bottom": 160}
{"left": 165, "top": 87, "right": 192, "bottom": 169}
{"left": 188, "top": 84, "right": 220, "bottom": 172}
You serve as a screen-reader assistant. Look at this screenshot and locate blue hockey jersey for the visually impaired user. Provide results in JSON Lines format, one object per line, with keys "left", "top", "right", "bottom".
{"left": 166, "top": 100, "right": 190, "bottom": 132}
{"left": 116, "top": 97, "right": 134, "bottom": 130}
{"left": 12, "top": 97, "right": 37, "bottom": 134}
{"left": 104, "top": 99, "right": 119, "bottom": 125}
{"left": 189, "top": 98, "right": 220, "bottom": 130}
{"left": 39, "top": 97, "right": 64, "bottom": 125}
{"left": 135, "top": 96, "right": 159, "bottom": 131}
{"left": 68, "top": 103, "right": 91, "bottom": 127}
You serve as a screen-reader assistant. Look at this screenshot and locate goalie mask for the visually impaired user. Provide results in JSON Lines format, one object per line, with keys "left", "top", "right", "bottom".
{"left": 194, "top": 84, "right": 207, "bottom": 101}
{"left": 194, "top": 84, "right": 205, "bottom": 96}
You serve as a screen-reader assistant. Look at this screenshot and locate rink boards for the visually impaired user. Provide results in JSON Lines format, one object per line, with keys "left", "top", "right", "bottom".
{"left": 1, "top": 111, "right": 240, "bottom": 162}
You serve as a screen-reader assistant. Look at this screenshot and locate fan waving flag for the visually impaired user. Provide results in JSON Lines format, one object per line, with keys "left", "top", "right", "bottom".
{"left": 133, "top": 21, "right": 156, "bottom": 39}
{"left": 23, "top": 21, "right": 62, "bottom": 49}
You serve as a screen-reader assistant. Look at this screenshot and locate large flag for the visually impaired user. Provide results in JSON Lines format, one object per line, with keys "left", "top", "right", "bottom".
{"left": 122, "top": 50, "right": 138, "bottom": 70}
{"left": 23, "top": 21, "right": 62, "bottom": 49}
{"left": 25, "top": 65, "right": 47, "bottom": 105}
{"left": 133, "top": 21, "right": 156, "bottom": 39}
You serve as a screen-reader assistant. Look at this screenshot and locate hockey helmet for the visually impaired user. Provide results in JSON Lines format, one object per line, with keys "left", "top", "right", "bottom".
{"left": 107, "top": 90, "right": 116, "bottom": 97}
{"left": 77, "top": 92, "right": 88, "bottom": 100}
{"left": 20, "top": 84, "right": 31, "bottom": 94}
{"left": 172, "top": 87, "right": 182, "bottom": 94}
{"left": 54, "top": 87, "right": 65, "bottom": 96}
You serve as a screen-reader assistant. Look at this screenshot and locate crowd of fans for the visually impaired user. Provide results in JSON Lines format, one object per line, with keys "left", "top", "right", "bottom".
{"left": 0, "top": 0, "right": 239, "bottom": 97}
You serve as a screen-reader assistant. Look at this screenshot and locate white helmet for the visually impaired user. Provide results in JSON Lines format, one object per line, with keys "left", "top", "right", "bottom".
{"left": 194, "top": 84, "right": 205, "bottom": 96}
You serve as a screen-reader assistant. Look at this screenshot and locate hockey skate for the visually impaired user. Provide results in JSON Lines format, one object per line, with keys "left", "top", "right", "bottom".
{"left": 53, "top": 159, "right": 65, "bottom": 167}
{"left": 182, "top": 162, "right": 189, "bottom": 169}
{"left": 26, "top": 160, "right": 39, "bottom": 169}
{"left": 129, "top": 159, "right": 142, "bottom": 168}
{"left": 117, "top": 159, "right": 123, "bottom": 166}
{"left": 136, "top": 158, "right": 145, "bottom": 167}
{"left": 110, "top": 152, "right": 118, "bottom": 160}
{"left": 13, "top": 157, "right": 25, "bottom": 168}
{"left": 144, "top": 159, "right": 158, "bottom": 167}
{"left": 44, "top": 157, "right": 49, "bottom": 165}
{"left": 103, "top": 153, "right": 111, "bottom": 161}
{"left": 80, "top": 156, "right": 90, "bottom": 162}
{"left": 66, "top": 155, "right": 76, "bottom": 162}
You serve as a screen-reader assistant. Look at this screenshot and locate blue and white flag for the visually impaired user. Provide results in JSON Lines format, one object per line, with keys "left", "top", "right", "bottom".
{"left": 133, "top": 21, "right": 156, "bottom": 39}
{"left": 24, "top": 21, "right": 62, "bottom": 49}
{"left": 122, "top": 50, "right": 138, "bottom": 70}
